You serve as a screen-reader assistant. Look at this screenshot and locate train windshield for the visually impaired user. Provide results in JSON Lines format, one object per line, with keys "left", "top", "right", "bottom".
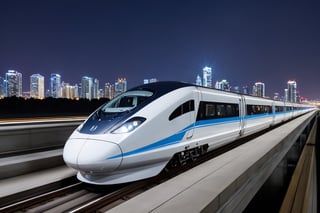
{"left": 101, "top": 90, "right": 154, "bottom": 113}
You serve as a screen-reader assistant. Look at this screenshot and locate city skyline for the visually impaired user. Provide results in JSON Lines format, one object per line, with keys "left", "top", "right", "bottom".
{"left": 0, "top": 67, "right": 303, "bottom": 103}
{"left": 1, "top": 1, "right": 320, "bottom": 99}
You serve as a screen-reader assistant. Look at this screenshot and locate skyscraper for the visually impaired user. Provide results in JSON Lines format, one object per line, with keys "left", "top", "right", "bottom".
{"left": 253, "top": 82, "right": 265, "bottom": 97}
{"left": 242, "top": 86, "right": 249, "bottom": 95}
{"left": 50, "top": 73, "right": 61, "bottom": 98}
{"left": 61, "top": 82, "right": 78, "bottom": 99}
{"left": 5, "top": 70, "right": 22, "bottom": 97}
{"left": 144, "top": 78, "right": 158, "bottom": 84}
{"left": 92, "top": 78, "right": 99, "bottom": 99}
{"left": 233, "top": 86, "right": 240, "bottom": 93}
{"left": 215, "top": 80, "right": 231, "bottom": 91}
{"left": 81, "top": 76, "right": 94, "bottom": 100}
{"left": 30, "top": 74, "right": 44, "bottom": 99}
{"left": 202, "top": 66, "right": 212, "bottom": 88}
{"left": 115, "top": 78, "right": 127, "bottom": 96}
{"left": 0, "top": 77, "right": 4, "bottom": 98}
{"left": 105, "top": 83, "right": 115, "bottom": 99}
{"left": 287, "top": 80, "right": 297, "bottom": 103}
{"left": 195, "top": 74, "right": 202, "bottom": 86}
{"left": 284, "top": 88, "right": 288, "bottom": 102}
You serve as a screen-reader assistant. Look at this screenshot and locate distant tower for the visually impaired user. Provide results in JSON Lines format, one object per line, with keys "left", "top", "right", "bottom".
{"left": 284, "top": 88, "right": 288, "bottom": 102}
{"left": 233, "top": 86, "right": 240, "bottom": 93}
{"left": 287, "top": 80, "right": 297, "bottom": 103}
{"left": 5, "top": 70, "right": 22, "bottom": 97}
{"left": 215, "top": 80, "right": 231, "bottom": 91}
{"left": 115, "top": 78, "right": 127, "bottom": 96}
{"left": 273, "top": 92, "right": 280, "bottom": 101}
{"left": 202, "top": 66, "right": 212, "bottom": 88}
{"left": 242, "top": 86, "right": 249, "bottom": 95}
{"left": 144, "top": 78, "right": 158, "bottom": 84}
{"left": 0, "top": 77, "right": 4, "bottom": 98}
{"left": 30, "top": 74, "right": 45, "bottom": 99}
{"left": 105, "top": 82, "right": 114, "bottom": 99}
{"left": 253, "top": 82, "right": 265, "bottom": 97}
{"left": 81, "top": 76, "right": 94, "bottom": 100}
{"left": 50, "top": 73, "right": 61, "bottom": 98}
{"left": 93, "top": 78, "right": 99, "bottom": 99}
{"left": 195, "top": 74, "right": 202, "bottom": 86}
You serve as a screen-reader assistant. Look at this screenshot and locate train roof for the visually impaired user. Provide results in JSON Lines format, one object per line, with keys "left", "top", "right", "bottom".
{"left": 128, "top": 81, "right": 314, "bottom": 106}
{"left": 129, "top": 81, "right": 193, "bottom": 97}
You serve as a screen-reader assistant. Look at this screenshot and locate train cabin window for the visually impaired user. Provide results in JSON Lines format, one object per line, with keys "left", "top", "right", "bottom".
{"left": 285, "top": 106, "right": 293, "bottom": 111}
{"left": 169, "top": 100, "right": 195, "bottom": 121}
{"left": 101, "top": 90, "right": 153, "bottom": 113}
{"left": 275, "top": 106, "right": 284, "bottom": 112}
{"left": 247, "top": 105, "right": 272, "bottom": 115}
{"left": 196, "top": 101, "right": 239, "bottom": 121}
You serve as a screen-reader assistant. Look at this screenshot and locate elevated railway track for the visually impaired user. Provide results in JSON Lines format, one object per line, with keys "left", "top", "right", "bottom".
{"left": 0, "top": 111, "right": 318, "bottom": 212}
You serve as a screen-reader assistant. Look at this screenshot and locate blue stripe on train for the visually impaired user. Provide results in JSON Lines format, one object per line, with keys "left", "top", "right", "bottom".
{"left": 107, "top": 111, "right": 295, "bottom": 159}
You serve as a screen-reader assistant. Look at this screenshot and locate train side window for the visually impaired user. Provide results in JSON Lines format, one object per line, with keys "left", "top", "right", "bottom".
{"left": 264, "top": 105, "right": 272, "bottom": 113}
{"left": 247, "top": 104, "right": 272, "bottom": 115}
{"left": 275, "top": 106, "right": 284, "bottom": 112}
{"left": 169, "top": 100, "right": 195, "bottom": 121}
{"left": 206, "top": 103, "right": 216, "bottom": 117}
{"left": 216, "top": 104, "right": 226, "bottom": 117}
{"left": 196, "top": 101, "right": 239, "bottom": 121}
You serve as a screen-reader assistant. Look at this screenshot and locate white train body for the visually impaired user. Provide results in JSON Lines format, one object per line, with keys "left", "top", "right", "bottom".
{"left": 63, "top": 82, "right": 315, "bottom": 185}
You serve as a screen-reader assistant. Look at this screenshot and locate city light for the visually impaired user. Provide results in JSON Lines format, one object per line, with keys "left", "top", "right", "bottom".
{"left": 0, "top": 67, "right": 315, "bottom": 103}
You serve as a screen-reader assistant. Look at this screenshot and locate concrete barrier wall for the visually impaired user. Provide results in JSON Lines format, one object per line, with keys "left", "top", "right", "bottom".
{"left": 0, "top": 120, "right": 83, "bottom": 155}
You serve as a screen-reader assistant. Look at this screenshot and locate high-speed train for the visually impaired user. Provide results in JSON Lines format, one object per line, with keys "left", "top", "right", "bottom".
{"left": 63, "top": 81, "right": 315, "bottom": 185}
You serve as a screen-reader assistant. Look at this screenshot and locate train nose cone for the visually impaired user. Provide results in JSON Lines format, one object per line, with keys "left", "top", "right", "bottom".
{"left": 77, "top": 139, "right": 122, "bottom": 172}
{"left": 63, "top": 138, "right": 122, "bottom": 173}
{"left": 63, "top": 138, "right": 85, "bottom": 170}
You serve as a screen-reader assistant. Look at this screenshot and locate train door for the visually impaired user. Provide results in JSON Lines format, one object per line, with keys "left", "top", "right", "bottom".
{"left": 239, "top": 95, "right": 246, "bottom": 136}
{"left": 185, "top": 90, "right": 200, "bottom": 140}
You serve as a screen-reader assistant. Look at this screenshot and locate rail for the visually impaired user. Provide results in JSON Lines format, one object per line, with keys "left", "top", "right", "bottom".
{"left": 280, "top": 114, "right": 318, "bottom": 213}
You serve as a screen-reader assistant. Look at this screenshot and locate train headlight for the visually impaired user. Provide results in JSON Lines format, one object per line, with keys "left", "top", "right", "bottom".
{"left": 112, "top": 117, "right": 146, "bottom": 134}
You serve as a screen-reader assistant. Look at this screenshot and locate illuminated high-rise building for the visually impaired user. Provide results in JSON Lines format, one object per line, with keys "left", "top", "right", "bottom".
{"left": 284, "top": 89, "right": 288, "bottom": 102}
{"left": 233, "top": 86, "right": 240, "bottom": 93}
{"left": 74, "top": 84, "right": 79, "bottom": 99}
{"left": 0, "top": 77, "right": 4, "bottom": 98}
{"left": 287, "top": 80, "right": 297, "bottom": 103}
{"left": 115, "top": 78, "right": 127, "bottom": 96}
{"left": 242, "top": 86, "right": 249, "bottom": 94}
{"left": 50, "top": 73, "right": 61, "bottom": 98}
{"left": 215, "top": 80, "right": 231, "bottom": 91}
{"left": 93, "top": 78, "right": 99, "bottom": 99}
{"left": 144, "top": 78, "right": 158, "bottom": 84}
{"left": 5, "top": 70, "right": 22, "bottom": 97}
{"left": 61, "top": 82, "right": 78, "bottom": 99}
{"left": 195, "top": 74, "right": 202, "bottom": 86}
{"left": 202, "top": 66, "right": 212, "bottom": 88}
{"left": 98, "top": 88, "right": 104, "bottom": 99}
{"left": 105, "top": 83, "right": 115, "bottom": 99}
{"left": 81, "top": 76, "right": 94, "bottom": 100}
{"left": 253, "top": 82, "right": 265, "bottom": 97}
{"left": 30, "top": 74, "right": 44, "bottom": 99}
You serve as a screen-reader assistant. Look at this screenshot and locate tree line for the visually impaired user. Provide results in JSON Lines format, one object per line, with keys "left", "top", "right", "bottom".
{"left": 0, "top": 97, "right": 110, "bottom": 118}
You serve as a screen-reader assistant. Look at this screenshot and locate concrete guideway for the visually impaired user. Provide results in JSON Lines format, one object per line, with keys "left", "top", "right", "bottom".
{"left": 108, "top": 111, "right": 317, "bottom": 213}
{"left": 280, "top": 114, "right": 318, "bottom": 213}
{"left": 0, "top": 118, "right": 83, "bottom": 182}
{"left": 0, "top": 118, "right": 84, "bottom": 155}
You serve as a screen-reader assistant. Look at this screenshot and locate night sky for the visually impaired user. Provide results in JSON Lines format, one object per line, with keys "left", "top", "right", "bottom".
{"left": 1, "top": 0, "right": 320, "bottom": 99}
